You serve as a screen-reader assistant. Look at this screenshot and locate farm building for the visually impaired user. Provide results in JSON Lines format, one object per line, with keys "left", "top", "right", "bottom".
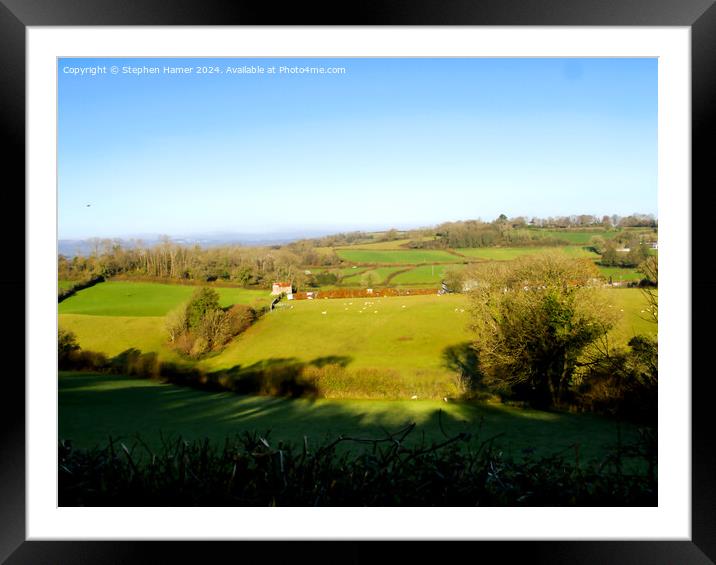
{"left": 439, "top": 278, "right": 481, "bottom": 294}
{"left": 271, "top": 281, "right": 293, "bottom": 296}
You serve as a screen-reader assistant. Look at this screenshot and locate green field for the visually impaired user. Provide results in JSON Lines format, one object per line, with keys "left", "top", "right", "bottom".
{"left": 597, "top": 265, "right": 644, "bottom": 282}
{"left": 60, "top": 281, "right": 654, "bottom": 383}
{"left": 609, "top": 289, "right": 657, "bottom": 342}
{"left": 59, "top": 314, "right": 181, "bottom": 361}
{"left": 391, "top": 264, "right": 466, "bottom": 285}
{"left": 335, "top": 237, "right": 437, "bottom": 251}
{"left": 340, "top": 266, "right": 408, "bottom": 285}
{"left": 528, "top": 230, "right": 618, "bottom": 244}
{"left": 58, "top": 281, "right": 270, "bottom": 317}
{"left": 59, "top": 371, "right": 638, "bottom": 463}
{"left": 336, "top": 248, "right": 461, "bottom": 265}
{"left": 455, "top": 246, "right": 597, "bottom": 261}
{"left": 336, "top": 238, "right": 414, "bottom": 250}
{"left": 205, "top": 294, "right": 473, "bottom": 385}
{"left": 337, "top": 266, "right": 368, "bottom": 276}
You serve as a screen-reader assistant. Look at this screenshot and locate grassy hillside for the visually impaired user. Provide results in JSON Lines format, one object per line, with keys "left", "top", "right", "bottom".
{"left": 58, "top": 314, "right": 180, "bottom": 361}
{"left": 59, "top": 281, "right": 654, "bottom": 383}
{"left": 204, "top": 294, "right": 473, "bottom": 387}
{"left": 59, "top": 281, "right": 269, "bottom": 317}
{"left": 59, "top": 371, "right": 639, "bottom": 463}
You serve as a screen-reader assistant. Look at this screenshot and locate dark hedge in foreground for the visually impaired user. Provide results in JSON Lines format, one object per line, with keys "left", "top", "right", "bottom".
{"left": 59, "top": 420, "right": 656, "bottom": 506}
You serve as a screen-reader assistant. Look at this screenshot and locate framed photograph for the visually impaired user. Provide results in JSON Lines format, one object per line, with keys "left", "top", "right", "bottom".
{"left": 5, "top": 0, "right": 714, "bottom": 562}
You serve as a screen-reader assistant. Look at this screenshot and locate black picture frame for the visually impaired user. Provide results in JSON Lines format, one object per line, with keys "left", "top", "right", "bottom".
{"left": 3, "top": 1, "right": 713, "bottom": 563}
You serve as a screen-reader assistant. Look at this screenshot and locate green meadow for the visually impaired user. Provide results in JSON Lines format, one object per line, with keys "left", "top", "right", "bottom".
{"left": 59, "top": 314, "right": 180, "bottom": 361}
{"left": 528, "top": 229, "right": 618, "bottom": 244}
{"left": 391, "top": 264, "right": 466, "bottom": 285}
{"left": 597, "top": 265, "right": 644, "bottom": 282}
{"left": 608, "top": 289, "right": 657, "bottom": 342}
{"left": 205, "top": 294, "right": 473, "bottom": 384}
{"left": 335, "top": 248, "right": 461, "bottom": 265}
{"left": 59, "top": 371, "right": 638, "bottom": 463}
{"left": 455, "top": 246, "right": 597, "bottom": 261}
{"left": 58, "top": 281, "right": 270, "bottom": 317}
{"left": 59, "top": 280, "right": 654, "bottom": 402}
{"left": 340, "top": 266, "right": 408, "bottom": 284}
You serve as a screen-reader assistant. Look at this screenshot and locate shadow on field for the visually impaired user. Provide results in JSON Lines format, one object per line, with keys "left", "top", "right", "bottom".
{"left": 58, "top": 371, "right": 639, "bottom": 464}
{"left": 201, "top": 355, "right": 354, "bottom": 398}
{"left": 60, "top": 345, "right": 354, "bottom": 400}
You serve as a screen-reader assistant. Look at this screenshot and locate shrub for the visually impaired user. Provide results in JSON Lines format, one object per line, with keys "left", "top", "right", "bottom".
{"left": 58, "top": 328, "right": 80, "bottom": 361}
{"left": 186, "top": 287, "right": 221, "bottom": 330}
{"left": 189, "top": 336, "right": 210, "bottom": 358}
{"left": 165, "top": 288, "right": 258, "bottom": 358}
{"left": 225, "top": 304, "right": 256, "bottom": 336}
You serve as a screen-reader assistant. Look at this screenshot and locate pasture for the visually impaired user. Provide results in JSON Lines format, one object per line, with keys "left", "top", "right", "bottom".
{"left": 58, "top": 281, "right": 269, "bottom": 317}
{"left": 334, "top": 236, "right": 438, "bottom": 251}
{"left": 205, "top": 293, "right": 474, "bottom": 395}
{"left": 59, "top": 371, "right": 639, "bottom": 463}
{"left": 335, "top": 248, "right": 462, "bottom": 265}
{"left": 59, "top": 281, "right": 654, "bottom": 395}
{"left": 609, "top": 289, "right": 657, "bottom": 341}
{"left": 58, "top": 314, "right": 180, "bottom": 361}
{"left": 340, "top": 266, "right": 408, "bottom": 285}
{"left": 391, "top": 264, "right": 466, "bottom": 285}
{"left": 454, "top": 246, "right": 597, "bottom": 261}
{"left": 597, "top": 265, "right": 644, "bottom": 282}
{"left": 527, "top": 229, "right": 617, "bottom": 244}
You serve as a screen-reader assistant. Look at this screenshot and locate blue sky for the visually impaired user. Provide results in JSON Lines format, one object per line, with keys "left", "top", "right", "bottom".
{"left": 58, "top": 57, "right": 657, "bottom": 239}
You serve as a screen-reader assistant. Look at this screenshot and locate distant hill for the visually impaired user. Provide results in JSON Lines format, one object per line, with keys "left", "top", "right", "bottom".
{"left": 58, "top": 230, "right": 337, "bottom": 257}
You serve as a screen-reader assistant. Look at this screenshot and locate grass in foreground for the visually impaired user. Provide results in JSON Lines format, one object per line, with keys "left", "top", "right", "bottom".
{"left": 59, "top": 371, "right": 640, "bottom": 464}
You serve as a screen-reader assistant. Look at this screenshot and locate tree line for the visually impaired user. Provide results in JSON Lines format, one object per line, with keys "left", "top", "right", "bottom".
{"left": 59, "top": 237, "right": 341, "bottom": 288}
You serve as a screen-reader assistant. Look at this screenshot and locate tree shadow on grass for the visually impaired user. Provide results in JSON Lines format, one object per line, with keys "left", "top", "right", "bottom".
{"left": 59, "top": 345, "right": 644, "bottom": 467}
{"left": 442, "top": 342, "right": 486, "bottom": 395}
{"left": 201, "top": 355, "right": 354, "bottom": 398}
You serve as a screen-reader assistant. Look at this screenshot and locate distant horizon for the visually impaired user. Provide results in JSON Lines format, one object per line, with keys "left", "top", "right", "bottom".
{"left": 59, "top": 57, "right": 657, "bottom": 239}
{"left": 58, "top": 211, "right": 657, "bottom": 245}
